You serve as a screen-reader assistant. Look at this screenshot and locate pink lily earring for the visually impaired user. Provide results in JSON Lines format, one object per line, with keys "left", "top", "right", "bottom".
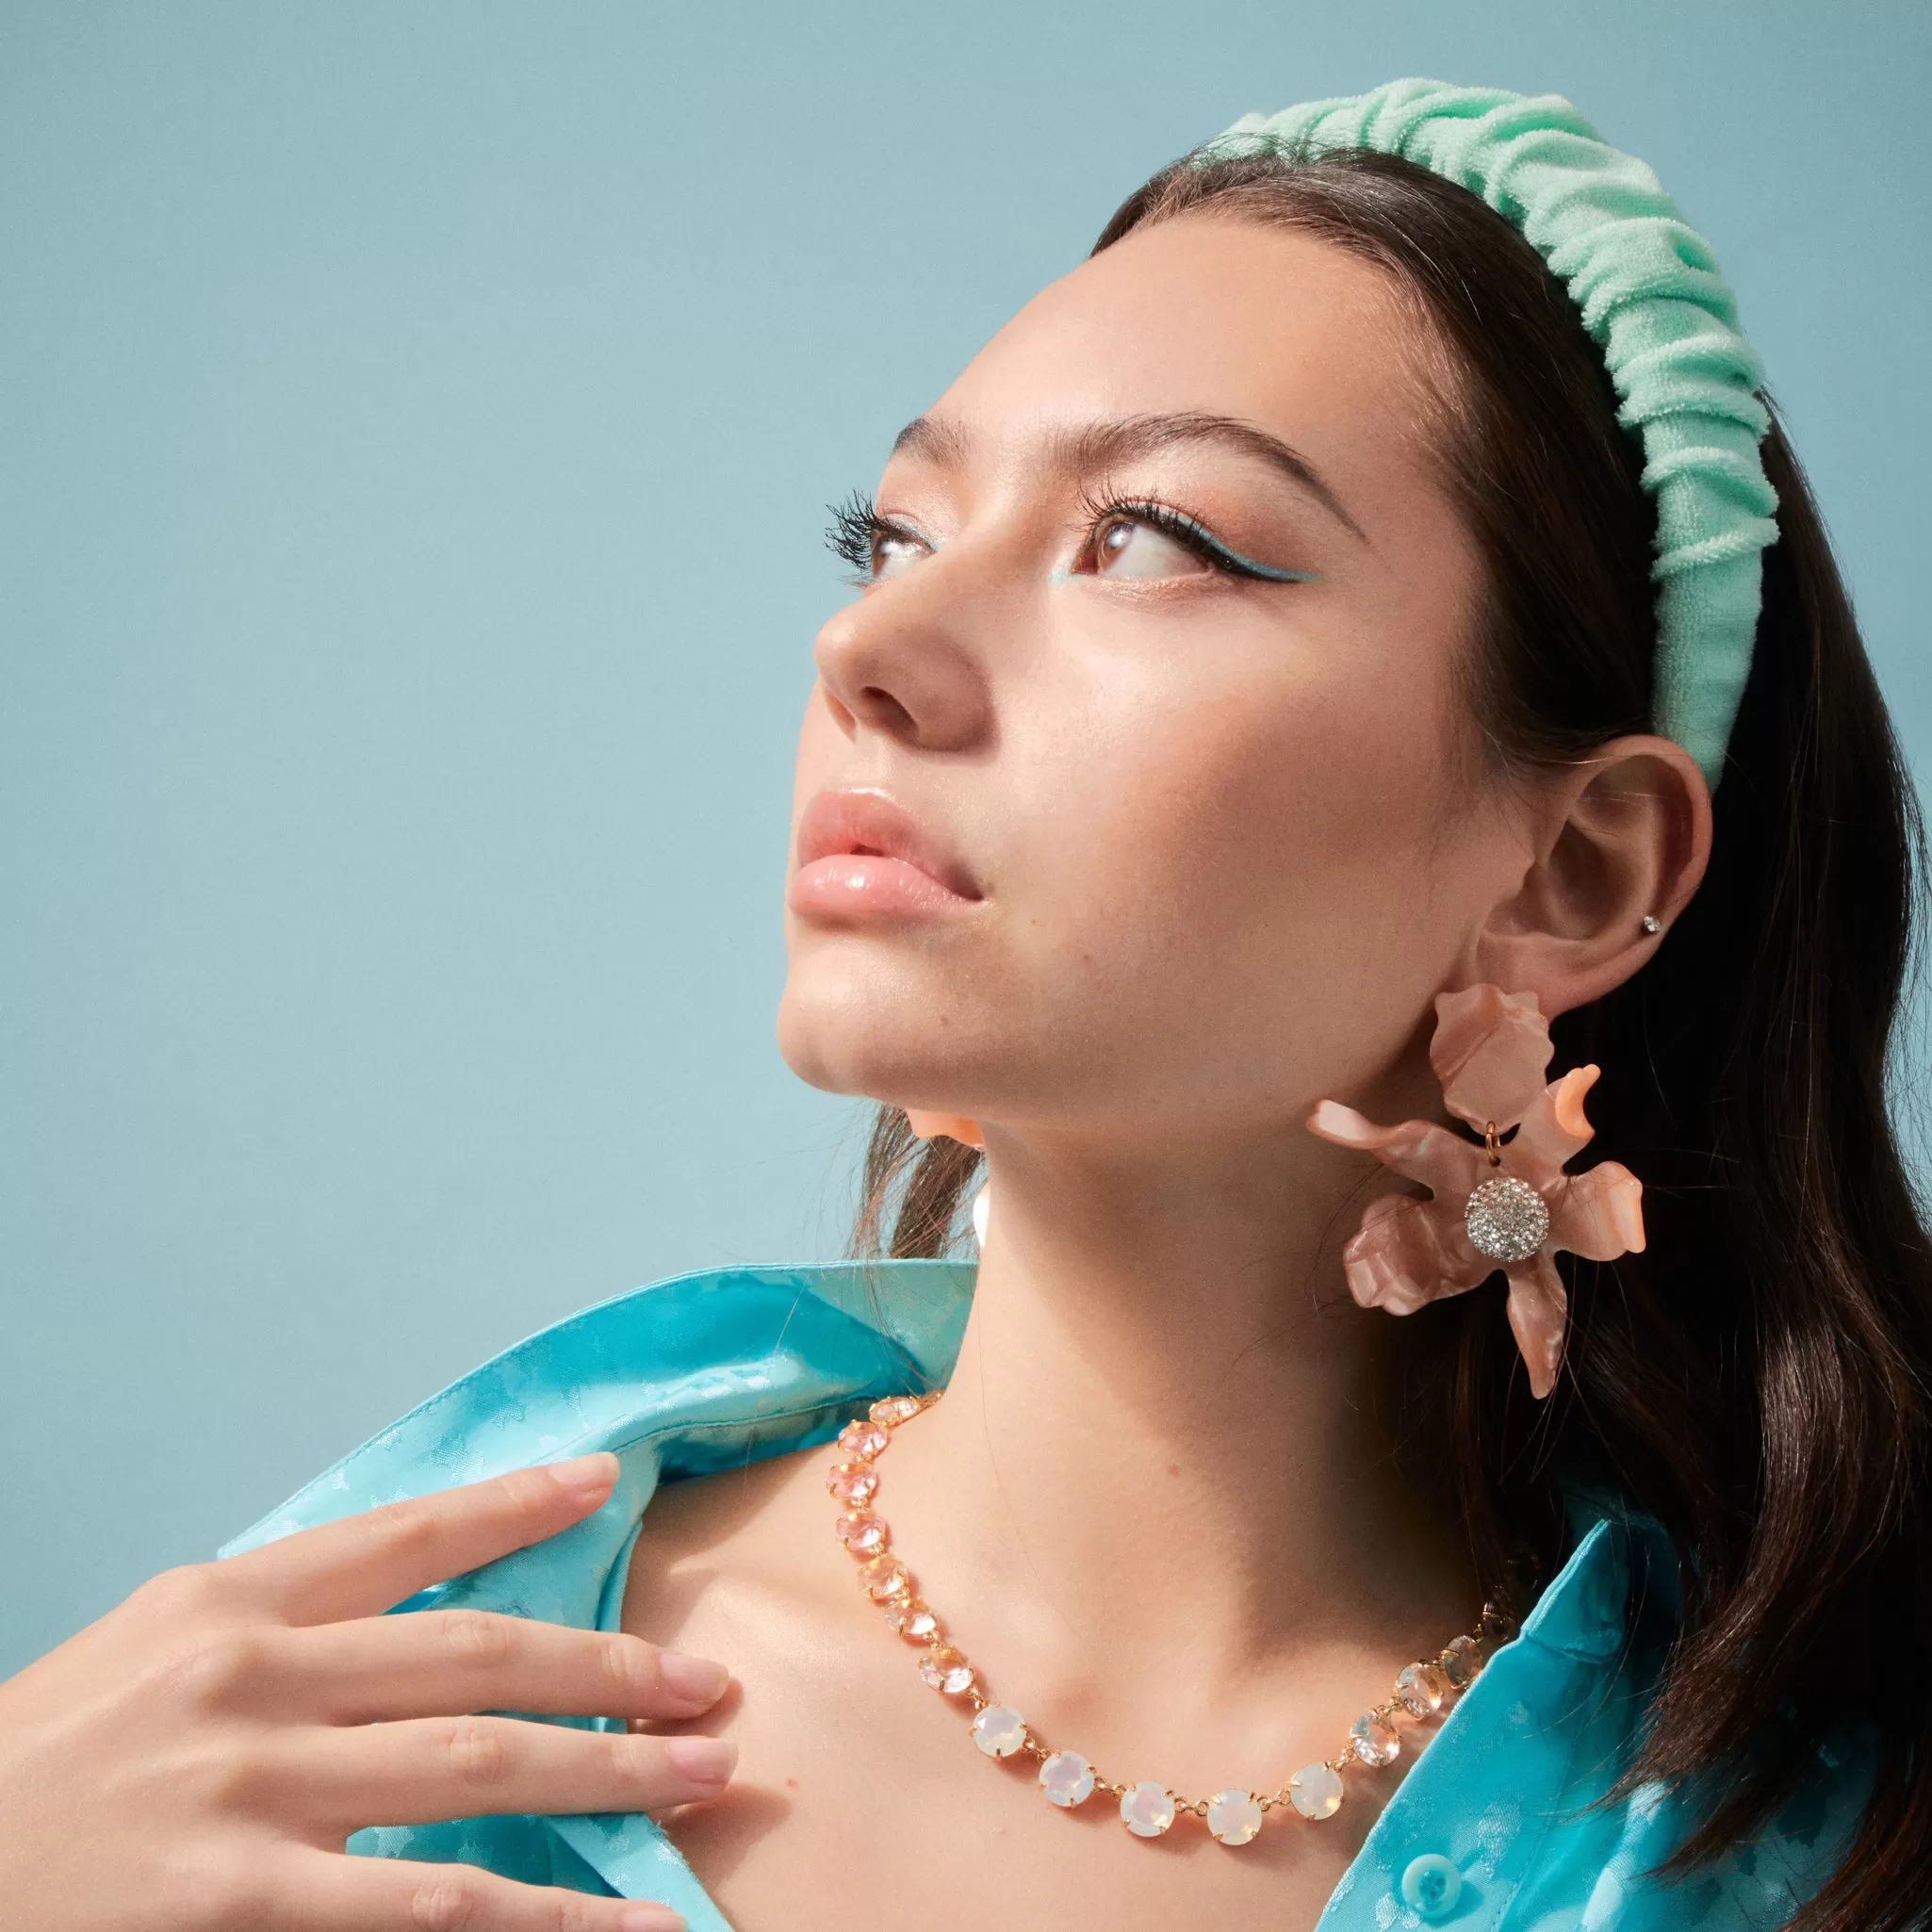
{"left": 1305, "top": 986, "right": 1645, "bottom": 1398}
{"left": 905, "top": 1111, "right": 990, "bottom": 1248}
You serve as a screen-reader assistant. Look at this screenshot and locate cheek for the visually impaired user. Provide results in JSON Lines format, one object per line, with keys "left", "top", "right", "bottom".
{"left": 984, "top": 604, "right": 1474, "bottom": 1101}
{"left": 1013, "top": 621, "right": 1455, "bottom": 960}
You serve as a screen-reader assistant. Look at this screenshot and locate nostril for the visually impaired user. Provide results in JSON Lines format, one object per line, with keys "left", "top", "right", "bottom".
{"left": 854, "top": 685, "right": 918, "bottom": 735}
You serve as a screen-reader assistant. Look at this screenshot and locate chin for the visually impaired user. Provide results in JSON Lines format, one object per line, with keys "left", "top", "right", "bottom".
{"left": 775, "top": 950, "right": 984, "bottom": 1106}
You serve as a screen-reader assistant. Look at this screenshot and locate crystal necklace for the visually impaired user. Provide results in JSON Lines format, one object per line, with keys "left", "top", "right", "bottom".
{"left": 827, "top": 1390, "right": 1506, "bottom": 1846}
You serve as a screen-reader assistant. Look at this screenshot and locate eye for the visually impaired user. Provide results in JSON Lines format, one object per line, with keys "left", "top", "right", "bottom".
{"left": 1076, "top": 498, "right": 1318, "bottom": 585}
{"left": 825, "top": 490, "right": 932, "bottom": 587}
{"left": 873, "top": 528, "right": 926, "bottom": 581}
{"left": 1090, "top": 514, "right": 1214, "bottom": 581}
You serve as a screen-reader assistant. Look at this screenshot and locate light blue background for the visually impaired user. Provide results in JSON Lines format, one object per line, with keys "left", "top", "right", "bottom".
{"left": 3, "top": 1, "right": 1926, "bottom": 1675}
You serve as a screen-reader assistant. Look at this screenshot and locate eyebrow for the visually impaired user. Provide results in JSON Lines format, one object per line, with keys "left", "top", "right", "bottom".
{"left": 891, "top": 409, "right": 1367, "bottom": 544}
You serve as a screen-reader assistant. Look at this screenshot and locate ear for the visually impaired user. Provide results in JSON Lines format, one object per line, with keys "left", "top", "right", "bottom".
{"left": 1465, "top": 734, "right": 1713, "bottom": 1019}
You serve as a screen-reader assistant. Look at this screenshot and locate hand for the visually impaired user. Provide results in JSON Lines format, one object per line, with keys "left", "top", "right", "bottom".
{"left": 0, "top": 1453, "right": 730, "bottom": 1931}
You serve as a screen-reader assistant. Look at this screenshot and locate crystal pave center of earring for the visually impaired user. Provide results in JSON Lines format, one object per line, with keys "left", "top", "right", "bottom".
{"left": 1464, "top": 1174, "right": 1550, "bottom": 1263}
{"left": 828, "top": 1392, "right": 1506, "bottom": 1847}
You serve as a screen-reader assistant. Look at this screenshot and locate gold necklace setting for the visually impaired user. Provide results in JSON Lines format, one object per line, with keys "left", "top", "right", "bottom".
{"left": 827, "top": 1390, "right": 1505, "bottom": 1846}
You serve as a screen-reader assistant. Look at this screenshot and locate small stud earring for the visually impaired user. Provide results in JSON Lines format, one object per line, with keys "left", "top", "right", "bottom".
{"left": 1640, "top": 914, "right": 1662, "bottom": 935}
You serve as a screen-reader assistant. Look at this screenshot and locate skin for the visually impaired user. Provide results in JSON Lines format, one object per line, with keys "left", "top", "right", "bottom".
{"left": 0, "top": 211, "right": 1711, "bottom": 1931}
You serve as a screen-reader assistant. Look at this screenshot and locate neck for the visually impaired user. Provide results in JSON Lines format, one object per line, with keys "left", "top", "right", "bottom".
{"left": 878, "top": 1126, "right": 1480, "bottom": 1704}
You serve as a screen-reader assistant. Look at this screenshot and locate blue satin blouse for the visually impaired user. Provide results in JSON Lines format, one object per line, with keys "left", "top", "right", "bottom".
{"left": 221, "top": 1260, "right": 1866, "bottom": 1929}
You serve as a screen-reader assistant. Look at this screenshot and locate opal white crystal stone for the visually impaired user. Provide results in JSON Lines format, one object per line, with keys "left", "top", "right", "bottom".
{"left": 970, "top": 1704, "right": 1028, "bottom": 1757}
{"left": 1120, "top": 1781, "right": 1177, "bottom": 1837}
{"left": 1287, "top": 1763, "right": 1344, "bottom": 1820}
{"left": 1206, "top": 1789, "right": 1263, "bottom": 1846}
{"left": 1037, "top": 1749, "right": 1095, "bottom": 1808}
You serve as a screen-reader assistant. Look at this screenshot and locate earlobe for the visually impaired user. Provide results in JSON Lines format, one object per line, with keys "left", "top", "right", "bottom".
{"left": 1470, "top": 735, "right": 1711, "bottom": 1016}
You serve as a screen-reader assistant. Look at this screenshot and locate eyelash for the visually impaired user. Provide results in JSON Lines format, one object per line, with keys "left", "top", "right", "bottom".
{"left": 823, "top": 489, "right": 1305, "bottom": 585}
{"left": 825, "top": 489, "right": 893, "bottom": 581}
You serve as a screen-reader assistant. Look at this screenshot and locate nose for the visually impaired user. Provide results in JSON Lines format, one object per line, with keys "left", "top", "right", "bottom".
{"left": 812, "top": 567, "right": 994, "bottom": 755}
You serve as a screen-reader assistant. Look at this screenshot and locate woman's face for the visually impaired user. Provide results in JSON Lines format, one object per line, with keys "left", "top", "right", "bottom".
{"left": 777, "top": 213, "right": 1535, "bottom": 1147}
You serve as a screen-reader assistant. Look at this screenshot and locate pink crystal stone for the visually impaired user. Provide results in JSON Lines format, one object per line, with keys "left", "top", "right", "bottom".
{"left": 857, "top": 1556, "right": 912, "bottom": 1602}
{"left": 1397, "top": 1662, "right": 1449, "bottom": 1717}
{"left": 887, "top": 1605, "right": 941, "bottom": 1642}
{"left": 838, "top": 1422, "right": 890, "bottom": 1458}
{"left": 834, "top": 1513, "right": 889, "bottom": 1555}
{"left": 1119, "top": 1781, "right": 1177, "bottom": 1838}
{"left": 1350, "top": 1714, "right": 1400, "bottom": 1767}
{"left": 918, "top": 1647, "right": 975, "bottom": 1695}
{"left": 826, "top": 1464, "right": 878, "bottom": 1505}
{"left": 1038, "top": 1750, "right": 1094, "bottom": 1808}
{"left": 1206, "top": 1790, "right": 1263, "bottom": 1847}
{"left": 869, "top": 1395, "right": 924, "bottom": 1425}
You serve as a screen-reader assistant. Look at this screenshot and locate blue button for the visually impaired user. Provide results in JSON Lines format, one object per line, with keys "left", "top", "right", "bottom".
{"left": 1400, "top": 1852, "right": 1463, "bottom": 1920}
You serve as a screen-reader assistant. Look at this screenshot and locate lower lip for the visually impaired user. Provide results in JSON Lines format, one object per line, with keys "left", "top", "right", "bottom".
{"left": 788, "top": 855, "right": 981, "bottom": 920}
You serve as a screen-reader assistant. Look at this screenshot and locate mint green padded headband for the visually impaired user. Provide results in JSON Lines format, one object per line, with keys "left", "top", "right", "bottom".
{"left": 1202, "top": 78, "right": 1777, "bottom": 792}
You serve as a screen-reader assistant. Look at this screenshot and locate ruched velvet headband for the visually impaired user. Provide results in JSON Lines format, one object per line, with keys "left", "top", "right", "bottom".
{"left": 1201, "top": 78, "right": 1778, "bottom": 793}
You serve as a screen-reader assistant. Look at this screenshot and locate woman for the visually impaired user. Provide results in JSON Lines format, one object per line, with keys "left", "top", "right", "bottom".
{"left": 2, "top": 79, "right": 1924, "bottom": 1932}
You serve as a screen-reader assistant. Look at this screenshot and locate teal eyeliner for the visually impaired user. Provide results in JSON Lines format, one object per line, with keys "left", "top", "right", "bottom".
{"left": 1109, "top": 499, "right": 1321, "bottom": 582}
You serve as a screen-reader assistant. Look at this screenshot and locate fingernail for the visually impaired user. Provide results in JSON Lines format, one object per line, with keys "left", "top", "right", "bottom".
{"left": 657, "top": 1649, "right": 730, "bottom": 1703}
{"left": 549, "top": 1451, "right": 618, "bottom": 1500}
{"left": 664, "top": 1734, "right": 738, "bottom": 1785}
{"left": 616, "top": 1909, "right": 684, "bottom": 1932}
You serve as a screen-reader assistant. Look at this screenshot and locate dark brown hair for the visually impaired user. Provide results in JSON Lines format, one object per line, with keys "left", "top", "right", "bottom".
{"left": 851, "top": 145, "right": 1932, "bottom": 1930}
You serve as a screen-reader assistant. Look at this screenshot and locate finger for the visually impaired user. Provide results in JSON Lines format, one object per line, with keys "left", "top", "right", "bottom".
{"left": 282, "top": 1714, "right": 738, "bottom": 1830}
{"left": 290, "top": 1612, "right": 730, "bottom": 1724}
{"left": 287, "top": 1846, "right": 686, "bottom": 1931}
{"left": 218, "top": 1455, "right": 620, "bottom": 1626}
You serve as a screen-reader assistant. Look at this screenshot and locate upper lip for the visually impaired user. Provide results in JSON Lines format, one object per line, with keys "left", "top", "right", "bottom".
{"left": 794, "top": 787, "right": 983, "bottom": 900}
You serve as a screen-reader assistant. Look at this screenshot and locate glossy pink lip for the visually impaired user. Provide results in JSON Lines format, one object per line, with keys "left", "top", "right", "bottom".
{"left": 789, "top": 788, "right": 983, "bottom": 921}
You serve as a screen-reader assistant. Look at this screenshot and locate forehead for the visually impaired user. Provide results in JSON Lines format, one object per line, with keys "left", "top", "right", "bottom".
{"left": 917, "top": 214, "right": 1446, "bottom": 491}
